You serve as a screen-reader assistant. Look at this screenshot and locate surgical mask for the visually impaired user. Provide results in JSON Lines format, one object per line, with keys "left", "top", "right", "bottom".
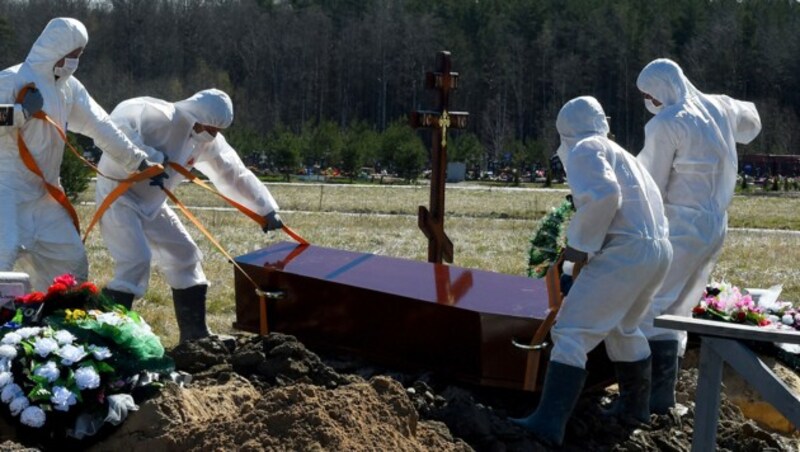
{"left": 191, "top": 129, "right": 216, "bottom": 143}
{"left": 644, "top": 98, "right": 663, "bottom": 115}
{"left": 54, "top": 58, "right": 79, "bottom": 79}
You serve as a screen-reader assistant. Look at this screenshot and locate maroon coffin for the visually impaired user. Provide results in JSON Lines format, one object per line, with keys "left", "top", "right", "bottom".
{"left": 233, "top": 241, "right": 611, "bottom": 391}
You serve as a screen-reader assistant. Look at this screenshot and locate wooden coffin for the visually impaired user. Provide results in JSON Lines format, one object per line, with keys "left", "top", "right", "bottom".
{"left": 233, "top": 241, "right": 611, "bottom": 391}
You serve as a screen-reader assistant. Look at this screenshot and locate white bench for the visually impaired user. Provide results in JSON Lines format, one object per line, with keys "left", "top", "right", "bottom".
{"left": 654, "top": 314, "right": 800, "bottom": 451}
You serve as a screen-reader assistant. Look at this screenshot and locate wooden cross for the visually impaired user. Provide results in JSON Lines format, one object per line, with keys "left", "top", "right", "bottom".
{"left": 410, "top": 51, "right": 469, "bottom": 264}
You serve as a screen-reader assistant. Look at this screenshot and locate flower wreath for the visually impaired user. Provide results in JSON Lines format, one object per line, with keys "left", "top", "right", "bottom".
{"left": 527, "top": 198, "right": 574, "bottom": 278}
{"left": 0, "top": 274, "right": 174, "bottom": 441}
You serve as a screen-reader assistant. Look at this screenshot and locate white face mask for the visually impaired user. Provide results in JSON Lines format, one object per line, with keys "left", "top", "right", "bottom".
{"left": 644, "top": 98, "right": 663, "bottom": 115}
{"left": 191, "top": 129, "right": 216, "bottom": 143}
{"left": 54, "top": 58, "right": 79, "bottom": 79}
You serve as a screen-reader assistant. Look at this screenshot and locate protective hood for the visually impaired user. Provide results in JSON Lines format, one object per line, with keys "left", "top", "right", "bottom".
{"left": 555, "top": 96, "right": 610, "bottom": 173}
{"left": 25, "top": 18, "right": 88, "bottom": 80}
{"left": 174, "top": 89, "right": 234, "bottom": 130}
{"left": 636, "top": 58, "right": 696, "bottom": 107}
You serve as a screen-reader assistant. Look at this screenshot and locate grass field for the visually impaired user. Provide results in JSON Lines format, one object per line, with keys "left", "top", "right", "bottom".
{"left": 69, "top": 182, "right": 800, "bottom": 347}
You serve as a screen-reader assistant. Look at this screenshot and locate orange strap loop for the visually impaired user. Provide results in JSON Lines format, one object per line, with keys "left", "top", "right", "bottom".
{"left": 167, "top": 162, "right": 308, "bottom": 245}
{"left": 81, "top": 164, "right": 165, "bottom": 242}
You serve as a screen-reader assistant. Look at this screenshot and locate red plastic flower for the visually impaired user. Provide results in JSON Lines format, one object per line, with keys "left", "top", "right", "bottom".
{"left": 47, "top": 282, "right": 69, "bottom": 295}
{"left": 78, "top": 282, "right": 99, "bottom": 295}
{"left": 17, "top": 291, "right": 45, "bottom": 304}
{"left": 692, "top": 305, "right": 706, "bottom": 315}
{"left": 736, "top": 311, "right": 746, "bottom": 322}
{"left": 759, "top": 319, "right": 772, "bottom": 327}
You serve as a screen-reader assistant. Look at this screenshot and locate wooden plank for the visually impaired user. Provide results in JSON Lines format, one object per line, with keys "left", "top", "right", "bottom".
{"left": 655, "top": 314, "right": 800, "bottom": 344}
{"left": 706, "top": 336, "right": 800, "bottom": 427}
{"left": 693, "top": 338, "right": 724, "bottom": 452}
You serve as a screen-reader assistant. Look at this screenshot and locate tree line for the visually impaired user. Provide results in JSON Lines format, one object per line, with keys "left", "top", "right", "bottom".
{"left": 1, "top": 0, "right": 798, "bottom": 181}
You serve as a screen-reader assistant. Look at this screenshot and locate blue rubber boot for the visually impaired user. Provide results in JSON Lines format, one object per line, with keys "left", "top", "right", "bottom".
{"left": 172, "top": 284, "right": 211, "bottom": 343}
{"left": 649, "top": 340, "right": 679, "bottom": 415}
{"left": 509, "top": 361, "right": 588, "bottom": 447}
{"left": 613, "top": 356, "right": 652, "bottom": 424}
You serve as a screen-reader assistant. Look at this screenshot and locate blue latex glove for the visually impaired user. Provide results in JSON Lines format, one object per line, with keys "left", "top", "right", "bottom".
{"left": 262, "top": 211, "right": 284, "bottom": 232}
{"left": 21, "top": 87, "right": 43, "bottom": 119}
{"left": 138, "top": 158, "right": 170, "bottom": 189}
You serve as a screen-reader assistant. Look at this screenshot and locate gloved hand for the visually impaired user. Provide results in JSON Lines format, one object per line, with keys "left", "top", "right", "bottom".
{"left": 21, "top": 87, "right": 43, "bottom": 119}
{"left": 262, "top": 211, "right": 284, "bottom": 232}
{"left": 563, "top": 246, "right": 588, "bottom": 263}
{"left": 138, "top": 158, "right": 170, "bottom": 189}
{"left": 566, "top": 194, "right": 576, "bottom": 211}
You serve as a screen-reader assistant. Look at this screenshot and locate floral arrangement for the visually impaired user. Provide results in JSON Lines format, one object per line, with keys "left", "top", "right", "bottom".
{"left": 693, "top": 281, "right": 800, "bottom": 331}
{"left": 0, "top": 274, "right": 173, "bottom": 440}
{"left": 527, "top": 198, "right": 574, "bottom": 278}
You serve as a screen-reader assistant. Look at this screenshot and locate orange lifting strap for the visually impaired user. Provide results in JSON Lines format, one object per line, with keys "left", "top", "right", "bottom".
{"left": 14, "top": 83, "right": 165, "bottom": 238}
{"left": 521, "top": 254, "right": 585, "bottom": 391}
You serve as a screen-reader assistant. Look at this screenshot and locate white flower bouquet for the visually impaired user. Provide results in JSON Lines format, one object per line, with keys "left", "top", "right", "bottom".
{"left": 0, "top": 273, "right": 174, "bottom": 441}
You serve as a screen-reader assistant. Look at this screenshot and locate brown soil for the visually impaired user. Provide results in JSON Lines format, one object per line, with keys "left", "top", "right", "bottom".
{"left": 0, "top": 333, "right": 797, "bottom": 451}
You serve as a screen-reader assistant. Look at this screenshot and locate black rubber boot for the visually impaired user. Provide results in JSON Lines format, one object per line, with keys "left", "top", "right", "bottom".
{"left": 612, "top": 356, "right": 652, "bottom": 424}
{"left": 102, "top": 288, "right": 135, "bottom": 310}
{"left": 509, "top": 361, "right": 588, "bottom": 447}
{"left": 650, "top": 340, "right": 680, "bottom": 415}
{"left": 172, "top": 284, "right": 211, "bottom": 343}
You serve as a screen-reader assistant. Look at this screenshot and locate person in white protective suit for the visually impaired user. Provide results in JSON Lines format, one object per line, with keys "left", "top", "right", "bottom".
{"left": 0, "top": 18, "right": 163, "bottom": 291}
{"left": 510, "top": 96, "right": 672, "bottom": 446}
{"left": 636, "top": 58, "right": 761, "bottom": 415}
{"left": 96, "top": 89, "right": 284, "bottom": 343}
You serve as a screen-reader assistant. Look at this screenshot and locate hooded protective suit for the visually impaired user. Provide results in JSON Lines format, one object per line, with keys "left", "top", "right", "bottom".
{"left": 96, "top": 89, "right": 279, "bottom": 297}
{"left": 550, "top": 96, "right": 672, "bottom": 369}
{"left": 0, "top": 18, "right": 152, "bottom": 291}
{"left": 636, "top": 59, "right": 761, "bottom": 354}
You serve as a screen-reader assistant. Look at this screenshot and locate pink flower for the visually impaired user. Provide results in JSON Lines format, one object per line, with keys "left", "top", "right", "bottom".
{"left": 52, "top": 274, "right": 77, "bottom": 289}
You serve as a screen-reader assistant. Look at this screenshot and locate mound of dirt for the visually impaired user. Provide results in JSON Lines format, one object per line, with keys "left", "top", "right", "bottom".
{"left": 0, "top": 332, "right": 797, "bottom": 451}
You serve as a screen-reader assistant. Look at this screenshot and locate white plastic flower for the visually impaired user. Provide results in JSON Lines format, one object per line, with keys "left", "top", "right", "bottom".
{"left": 15, "top": 327, "right": 42, "bottom": 339}
{"left": 9, "top": 395, "right": 29, "bottom": 416}
{"left": 33, "top": 337, "right": 59, "bottom": 358}
{"left": 53, "top": 330, "right": 76, "bottom": 345}
{"left": 75, "top": 367, "right": 100, "bottom": 390}
{"left": 0, "top": 345, "right": 17, "bottom": 360}
{"left": 1, "top": 332, "right": 22, "bottom": 346}
{"left": 0, "top": 358, "right": 10, "bottom": 373}
{"left": 20, "top": 405, "right": 46, "bottom": 428}
{"left": 782, "top": 314, "right": 795, "bottom": 325}
{"left": 90, "top": 346, "right": 112, "bottom": 361}
{"left": 95, "top": 312, "right": 123, "bottom": 327}
{"left": 51, "top": 386, "right": 77, "bottom": 412}
{"left": 34, "top": 361, "right": 60, "bottom": 383}
{"left": 1, "top": 383, "right": 22, "bottom": 403}
{"left": 56, "top": 344, "right": 87, "bottom": 366}
{"left": 0, "top": 371, "right": 12, "bottom": 388}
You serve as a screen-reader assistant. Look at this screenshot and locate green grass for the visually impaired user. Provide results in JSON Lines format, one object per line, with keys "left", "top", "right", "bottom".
{"left": 73, "top": 182, "right": 800, "bottom": 347}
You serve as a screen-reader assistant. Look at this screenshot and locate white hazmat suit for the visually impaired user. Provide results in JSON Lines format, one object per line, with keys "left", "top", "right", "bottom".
{"left": 551, "top": 97, "right": 672, "bottom": 370}
{"left": 636, "top": 59, "right": 762, "bottom": 352}
{"left": 97, "top": 89, "right": 279, "bottom": 298}
{"left": 0, "top": 18, "right": 152, "bottom": 291}
{"left": 510, "top": 96, "right": 672, "bottom": 444}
